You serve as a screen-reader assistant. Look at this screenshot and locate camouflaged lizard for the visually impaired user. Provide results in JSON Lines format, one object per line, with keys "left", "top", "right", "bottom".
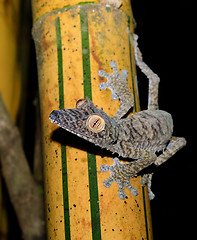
{"left": 49, "top": 34, "right": 186, "bottom": 200}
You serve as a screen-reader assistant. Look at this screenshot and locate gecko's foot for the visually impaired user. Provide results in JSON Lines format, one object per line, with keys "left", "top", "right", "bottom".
{"left": 99, "top": 81, "right": 119, "bottom": 101}
{"left": 100, "top": 158, "right": 138, "bottom": 200}
{"left": 141, "top": 173, "right": 155, "bottom": 200}
{"left": 98, "top": 61, "right": 133, "bottom": 120}
{"left": 98, "top": 61, "right": 128, "bottom": 101}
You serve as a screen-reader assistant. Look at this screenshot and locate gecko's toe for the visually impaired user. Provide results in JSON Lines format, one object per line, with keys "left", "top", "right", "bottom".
{"left": 110, "top": 61, "right": 117, "bottom": 68}
{"left": 99, "top": 82, "right": 107, "bottom": 90}
{"left": 118, "top": 190, "right": 126, "bottom": 200}
{"left": 111, "top": 93, "right": 118, "bottom": 101}
{"left": 129, "top": 186, "right": 138, "bottom": 196}
{"left": 103, "top": 177, "right": 113, "bottom": 188}
{"left": 98, "top": 70, "right": 106, "bottom": 77}
{"left": 100, "top": 164, "right": 109, "bottom": 172}
{"left": 121, "top": 69, "right": 128, "bottom": 78}
{"left": 148, "top": 191, "right": 155, "bottom": 200}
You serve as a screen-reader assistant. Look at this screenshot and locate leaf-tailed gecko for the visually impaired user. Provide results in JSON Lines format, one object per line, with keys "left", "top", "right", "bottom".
{"left": 49, "top": 34, "right": 186, "bottom": 200}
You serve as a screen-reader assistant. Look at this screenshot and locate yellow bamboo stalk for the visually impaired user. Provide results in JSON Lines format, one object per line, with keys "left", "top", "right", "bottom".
{"left": 0, "top": 0, "right": 21, "bottom": 238}
{"left": 0, "top": 0, "right": 21, "bottom": 120}
{"left": 32, "top": 0, "right": 153, "bottom": 239}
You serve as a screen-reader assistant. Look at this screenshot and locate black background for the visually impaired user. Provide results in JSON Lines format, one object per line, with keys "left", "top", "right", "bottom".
{"left": 131, "top": 1, "right": 195, "bottom": 239}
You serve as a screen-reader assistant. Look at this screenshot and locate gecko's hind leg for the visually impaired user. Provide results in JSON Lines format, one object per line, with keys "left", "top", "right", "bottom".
{"left": 98, "top": 61, "right": 134, "bottom": 121}
{"left": 141, "top": 137, "right": 186, "bottom": 200}
{"left": 133, "top": 34, "right": 160, "bottom": 110}
{"left": 155, "top": 136, "right": 186, "bottom": 166}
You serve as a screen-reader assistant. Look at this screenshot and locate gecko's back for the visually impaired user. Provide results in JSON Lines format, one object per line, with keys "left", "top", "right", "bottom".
{"left": 117, "top": 110, "right": 173, "bottom": 153}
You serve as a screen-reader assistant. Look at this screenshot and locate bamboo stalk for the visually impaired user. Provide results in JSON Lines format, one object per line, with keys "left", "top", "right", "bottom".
{"left": 32, "top": 0, "right": 153, "bottom": 239}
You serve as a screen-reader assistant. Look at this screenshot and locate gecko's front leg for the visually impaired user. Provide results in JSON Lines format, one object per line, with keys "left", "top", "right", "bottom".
{"left": 155, "top": 136, "right": 186, "bottom": 166}
{"left": 98, "top": 61, "right": 134, "bottom": 121}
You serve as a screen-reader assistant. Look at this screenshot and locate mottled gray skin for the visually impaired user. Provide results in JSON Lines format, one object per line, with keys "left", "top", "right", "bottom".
{"left": 50, "top": 100, "right": 172, "bottom": 156}
{"left": 49, "top": 98, "right": 177, "bottom": 199}
{"left": 49, "top": 99, "right": 119, "bottom": 150}
{"left": 49, "top": 35, "right": 186, "bottom": 200}
{"left": 116, "top": 110, "right": 173, "bottom": 157}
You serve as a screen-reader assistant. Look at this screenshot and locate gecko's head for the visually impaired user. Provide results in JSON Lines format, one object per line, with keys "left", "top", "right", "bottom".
{"left": 49, "top": 99, "right": 118, "bottom": 149}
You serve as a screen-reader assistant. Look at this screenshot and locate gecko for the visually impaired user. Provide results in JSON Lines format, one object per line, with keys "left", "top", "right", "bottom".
{"left": 49, "top": 34, "right": 186, "bottom": 200}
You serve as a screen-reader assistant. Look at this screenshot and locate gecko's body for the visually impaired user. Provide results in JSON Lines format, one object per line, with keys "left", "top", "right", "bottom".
{"left": 49, "top": 34, "right": 186, "bottom": 200}
{"left": 115, "top": 109, "right": 173, "bottom": 156}
{"left": 50, "top": 103, "right": 172, "bottom": 157}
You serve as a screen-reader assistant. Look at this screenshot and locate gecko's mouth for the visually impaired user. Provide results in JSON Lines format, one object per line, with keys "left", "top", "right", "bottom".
{"left": 49, "top": 110, "right": 61, "bottom": 123}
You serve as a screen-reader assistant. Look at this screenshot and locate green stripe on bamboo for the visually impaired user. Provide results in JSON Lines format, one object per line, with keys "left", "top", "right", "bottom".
{"left": 80, "top": 7, "right": 102, "bottom": 240}
{"left": 55, "top": 16, "right": 71, "bottom": 240}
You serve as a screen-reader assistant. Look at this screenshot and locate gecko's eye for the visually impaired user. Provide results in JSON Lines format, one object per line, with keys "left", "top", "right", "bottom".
{"left": 86, "top": 115, "right": 105, "bottom": 133}
{"left": 76, "top": 99, "right": 87, "bottom": 108}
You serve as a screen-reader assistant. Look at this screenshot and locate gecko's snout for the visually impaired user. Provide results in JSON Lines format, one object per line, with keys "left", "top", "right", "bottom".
{"left": 49, "top": 110, "right": 60, "bottom": 122}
